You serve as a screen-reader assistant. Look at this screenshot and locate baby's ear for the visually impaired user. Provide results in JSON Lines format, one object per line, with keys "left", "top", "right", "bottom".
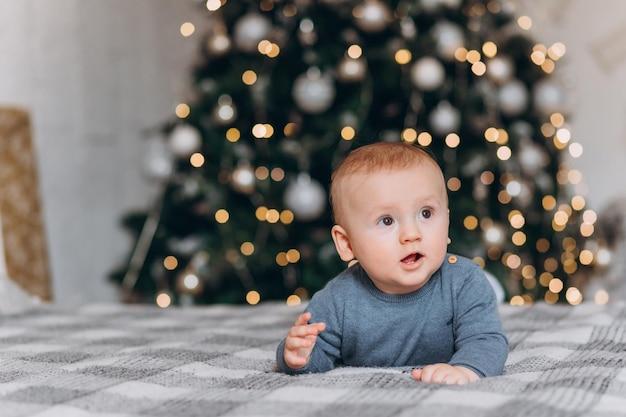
{"left": 331, "top": 225, "right": 355, "bottom": 262}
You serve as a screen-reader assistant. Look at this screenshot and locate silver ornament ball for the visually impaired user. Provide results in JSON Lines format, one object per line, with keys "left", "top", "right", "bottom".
{"left": 283, "top": 173, "right": 327, "bottom": 221}
{"left": 233, "top": 13, "right": 272, "bottom": 53}
{"left": 292, "top": 68, "right": 336, "bottom": 114}
{"left": 410, "top": 56, "right": 446, "bottom": 91}
{"left": 169, "top": 124, "right": 202, "bottom": 158}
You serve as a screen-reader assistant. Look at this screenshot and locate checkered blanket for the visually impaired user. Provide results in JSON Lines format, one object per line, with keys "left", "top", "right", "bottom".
{"left": 1, "top": 301, "right": 625, "bottom": 417}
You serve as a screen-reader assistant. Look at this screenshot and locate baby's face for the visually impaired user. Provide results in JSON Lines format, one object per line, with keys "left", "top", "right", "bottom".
{"left": 335, "top": 163, "right": 449, "bottom": 294}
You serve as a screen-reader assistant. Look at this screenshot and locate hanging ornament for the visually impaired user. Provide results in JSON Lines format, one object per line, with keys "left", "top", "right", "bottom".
{"left": 432, "top": 21, "right": 464, "bottom": 61}
{"left": 298, "top": 18, "right": 318, "bottom": 46}
{"left": 498, "top": 80, "right": 528, "bottom": 116}
{"left": 400, "top": 17, "right": 417, "bottom": 39}
{"left": 337, "top": 57, "right": 367, "bottom": 83}
{"left": 206, "top": 25, "right": 231, "bottom": 57}
{"left": 169, "top": 124, "right": 202, "bottom": 158}
{"left": 231, "top": 162, "right": 256, "bottom": 194}
{"left": 232, "top": 13, "right": 272, "bottom": 53}
{"left": 486, "top": 56, "right": 515, "bottom": 85}
{"left": 212, "top": 95, "right": 237, "bottom": 125}
{"left": 518, "top": 140, "right": 549, "bottom": 175}
{"left": 144, "top": 138, "right": 173, "bottom": 181}
{"left": 420, "top": 0, "right": 462, "bottom": 13}
{"left": 292, "top": 67, "right": 336, "bottom": 114}
{"left": 533, "top": 79, "right": 567, "bottom": 116}
{"left": 429, "top": 101, "right": 461, "bottom": 135}
{"left": 352, "top": 0, "right": 392, "bottom": 33}
{"left": 410, "top": 56, "right": 445, "bottom": 91}
{"left": 283, "top": 173, "right": 327, "bottom": 221}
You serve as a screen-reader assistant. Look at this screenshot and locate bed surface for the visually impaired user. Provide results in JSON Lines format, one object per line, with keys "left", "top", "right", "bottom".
{"left": 0, "top": 301, "right": 625, "bottom": 417}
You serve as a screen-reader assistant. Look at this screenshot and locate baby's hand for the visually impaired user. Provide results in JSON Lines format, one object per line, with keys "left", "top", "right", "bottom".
{"left": 283, "top": 312, "right": 326, "bottom": 370}
{"left": 411, "top": 363, "right": 479, "bottom": 385}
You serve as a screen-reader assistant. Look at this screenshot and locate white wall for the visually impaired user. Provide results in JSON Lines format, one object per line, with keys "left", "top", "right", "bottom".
{"left": 0, "top": 0, "right": 624, "bottom": 304}
{"left": 522, "top": 0, "right": 626, "bottom": 209}
{"left": 0, "top": 0, "right": 206, "bottom": 304}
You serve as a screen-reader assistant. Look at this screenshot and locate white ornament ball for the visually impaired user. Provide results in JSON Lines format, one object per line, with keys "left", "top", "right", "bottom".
{"left": 432, "top": 21, "right": 464, "bottom": 61}
{"left": 231, "top": 163, "right": 255, "bottom": 194}
{"left": 518, "top": 140, "right": 548, "bottom": 175}
{"left": 353, "top": 0, "right": 392, "bottom": 33}
{"left": 429, "top": 101, "right": 461, "bottom": 135}
{"left": 410, "top": 56, "right": 446, "bottom": 91}
{"left": 533, "top": 79, "right": 567, "bottom": 115}
{"left": 283, "top": 173, "right": 327, "bottom": 221}
{"left": 144, "top": 140, "right": 173, "bottom": 181}
{"left": 233, "top": 13, "right": 272, "bottom": 53}
{"left": 169, "top": 125, "right": 202, "bottom": 158}
{"left": 498, "top": 80, "right": 528, "bottom": 116}
{"left": 486, "top": 56, "right": 515, "bottom": 85}
{"left": 292, "top": 68, "right": 336, "bottom": 114}
{"left": 207, "top": 31, "right": 231, "bottom": 56}
{"left": 212, "top": 95, "right": 237, "bottom": 125}
{"left": 337, "top": 57, "right": 367, "bottom": 82}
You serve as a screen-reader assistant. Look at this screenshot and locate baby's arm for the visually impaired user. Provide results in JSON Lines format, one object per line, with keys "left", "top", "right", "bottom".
{"left": 411, "top": 363, "right": 479, "bottom": 385}
{"left": 282, "top": 312, "right": 326, "bottom": 370}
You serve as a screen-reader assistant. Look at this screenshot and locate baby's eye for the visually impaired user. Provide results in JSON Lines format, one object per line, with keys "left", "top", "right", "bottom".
{"left": 377, "top": 216, "right": 394, "bottom": 226}
{"left": 419, "top": 209, "right": 433, "bottom": 219}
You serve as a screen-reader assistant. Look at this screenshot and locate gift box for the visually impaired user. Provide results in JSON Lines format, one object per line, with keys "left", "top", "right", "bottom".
{"left": 0, "top": 107, "right": 51, "bottom": 301}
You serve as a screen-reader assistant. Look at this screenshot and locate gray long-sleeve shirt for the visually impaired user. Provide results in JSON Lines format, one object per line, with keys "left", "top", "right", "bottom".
{"left": 276, "top": 254, "right": 509, "bottom": 377}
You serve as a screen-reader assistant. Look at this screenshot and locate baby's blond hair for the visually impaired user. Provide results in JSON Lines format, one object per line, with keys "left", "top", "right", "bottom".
{"left": 330, "top": 142, "right": 446, "bottom": 224}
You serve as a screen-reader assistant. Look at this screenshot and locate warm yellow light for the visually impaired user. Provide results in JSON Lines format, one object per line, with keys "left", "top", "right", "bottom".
{"left": 280, "top": 210, "right": 295, "bottom": 224}
{"left": 566, "top": 287, "right": 583, "bottom": 305}
{"left": 579, "top": 249, "right": 594, "bottom": 265}
{"left": 417, "top": 132, "right": 432, "bottom": 146}
{"left": 583, "top": 209, "right": 598, "bottom": 224}
{"left": 206, "top": 0, "right": 221, "bottom": 11}
{"left": 517, "top": 16, "right": 533, "bottom": 30}
{"left": 510, "top": 295, "right": 525, "bottom": 306}
{"left": 190, "top": 152, "right": 205, "bottom": 168}
{"left": 480, "top": 171, "right": 495, "bottom": 185}
{"left": 512, "top": 231, "right": 526, "bottom": 246}
{"left": 395, "top": 49, "right": 412, "bottom": 65}
{"left": 175, "top": 103, "right": 190, "bottom": 118}
{"left": 286, "top": 249, "right": 301, "bottom": 263}
{"left": 447, "top": 177, "right": 461, "bottom": 192}
{"left": 548, "top": 42, "right": 567, "bottom": 59}
{"left": 471, "top": 61, "right": 487, "bottom": 76}
{"left": 509, "top": 211, "right": 525, "bottom": 229}
{"left": 541, "top": 59, "right": 555, "bottom": 74}
{"left": 284, "top": 122, "right": 297, "bottom": 136}
{"left": 163, "top": 256, "right": 178, "bottom": 270}
{"left": 242, "top": 70, "right": 257, "bottom": 85}
{"left": 549, "top": 278, "right": 564, "bottom": 293}
{"left": 595, "top": 289, "right": 609, "bottom": 305}
{"left": 252, "top": 124, "right": 267, "bottom": 139}
{"left": 544, "top": 291, "right": 559, "bottom": 304}
{"left": 256, "top": 206, "right": 268, "bottom": 221}
{"left": 156, "top": 292, "right": 172, "bottom": 308}
{"left": 347, "top": 44, "right": 362, "bottom": 58}
{"left": 484, "top": 127, "right": 499, "bottom": 142}
{"left": 255, "top": 166, "right": 269, "bottom": 180}
{"left": 240, "top": 242, "right": 255, "bottom": 256}
{"left": 550, "top": 113, "right": 565, "bottom": 127}
{"left": 536, "top": 238, "right": 550, "bottom": 253}
{"left": 276, "top": 252, "right": 288, "bottom": 266}
{"left": 542, "top": 195, "right": 557, "bottom": 211}
{"left": 496, "top": 146, "right": 512, "bottom": 160}
{"left": 246, "top": 290, "right": 261, "bottom": 305}
{"left": 445, "top": 133, "right": 461, "bottom": 148}
{"left": 454, "top": 47, "right": 468, "bottom": 62}
{"left": 226, "top": 128, "right": 240, "bottom": 142}
{"left": 463, "top": 215, "right": 479, "bottom": 230}
{"left": 464, "top": 50, "right": 479, "bottom": 64}
{"left": 402, "top": 128, "right": 417, "bottom": 143}
{"left": 580, "top": 223, "right": 594, "bottom": 237}
{"left": 341, "top": 126, "right": 356, "bottom": 140}
{"left": 180, "top": 22, "right": 195, "bottom": 37}
{"left": 266, "top": 209, "right": 280, "bottom": 223}
{"left": 270, "top": 167, "right": 285, "bottom": 181}
{"left": 569, "top": 142, "right": 584, "bottom": 158}
{"left": 286, "top": 294, "right": 302, "bottom": 306}
{"left": 215, "top": 209, "right": 230, "bottom": 224}
{"left": 571, "top": 195, "right": 585, "bottom": 210}
{"left": 530, "top": 50, "right": 545, "bottom": 66}
{"left": 482, "top": 41, "right": 497, "bottom": 58}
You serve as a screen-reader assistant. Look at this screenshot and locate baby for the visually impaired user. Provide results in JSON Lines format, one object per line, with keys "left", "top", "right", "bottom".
{"left": 276, "top": 142, "right": 508, "bottom": 384}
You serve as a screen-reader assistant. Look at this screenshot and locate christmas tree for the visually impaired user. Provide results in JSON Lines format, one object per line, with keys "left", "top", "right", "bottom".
{"left": 110, "top": 0, "right": 603, "bottom": 306}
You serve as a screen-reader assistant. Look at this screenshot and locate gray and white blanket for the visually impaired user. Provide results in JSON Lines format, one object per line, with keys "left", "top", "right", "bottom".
{"left": 0, "top": 301, "right": 625, "bottom": 417}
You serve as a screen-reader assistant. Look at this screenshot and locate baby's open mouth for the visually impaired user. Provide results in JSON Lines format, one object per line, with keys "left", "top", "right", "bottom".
{"left": 401, "top": 253, "right": 422, "bottom": 264}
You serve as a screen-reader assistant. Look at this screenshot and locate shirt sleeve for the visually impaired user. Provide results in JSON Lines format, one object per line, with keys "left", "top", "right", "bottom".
{"left": 447, "top": 263, "right": 509, "bottom": 377}
{"left": 275, "top": 283, "right": 344, "bottom": 374}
